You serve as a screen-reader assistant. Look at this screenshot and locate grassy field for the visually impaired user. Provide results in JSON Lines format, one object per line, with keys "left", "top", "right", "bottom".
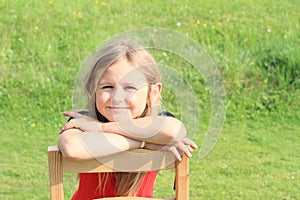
{"left": 1, "top": 0, "right": 299, "bottom": 199}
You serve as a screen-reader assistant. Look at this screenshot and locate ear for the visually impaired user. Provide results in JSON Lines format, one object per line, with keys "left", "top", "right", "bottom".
{"left": 150, "top": 82, "right": 162, "bottom": 104}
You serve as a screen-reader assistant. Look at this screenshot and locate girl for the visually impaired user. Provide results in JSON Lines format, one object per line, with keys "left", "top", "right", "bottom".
{"left": 58, "top": 40, "right": 197, "bottom": 199}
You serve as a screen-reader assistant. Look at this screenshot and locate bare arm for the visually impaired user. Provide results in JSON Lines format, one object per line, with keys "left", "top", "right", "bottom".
{"left": 58, "top": 128, "right": 141, "bottom": 160}
{"left": 102, "top": 116, "right": 186, "bottom": 144}
{"left": 59, "top": 112, "right": 195, "bottom": 161}
{"left": 62, "top": 111, "right": 187, "bottom": 145}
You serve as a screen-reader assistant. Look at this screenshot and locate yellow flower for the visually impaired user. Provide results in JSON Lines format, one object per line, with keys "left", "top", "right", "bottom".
{"left": 203, "top": 23, "right": 207, "bottom": 28}
{"left": 49, "top": 0, "right": 52, "bottom": 4}
{"left": 226, "top": 18, "right": 231, "bottom": 23}
{"left": 135, "top": 13, "right": 138, "bottom": 17}
{"left": 196, "top": 19, "right": 201, "bottom": 24}
{"left": 77, "top": 12, "right": 83, "bottom": 18}
{"left": 284, "top": 34, "right": 288, "bottom": 39}
{"left": 217, "top": 22, "right": 222, "bottom": 26}
{"left": 46, "top": 78, "right": 50, "bottom": 83}
{"left": 96, "top": 0, "right": 99, "bottom": 4}
{"left": 31, "top": 123, "right": 36, "bottom": 127}
{"left": 211, "top": 25, "right": 215, "bottom": 29}
{"left": 34, "top": 25, "right": 39, "bottom": 30}
{"left": 101, "top": 1, "right": 107, "bottom": 5}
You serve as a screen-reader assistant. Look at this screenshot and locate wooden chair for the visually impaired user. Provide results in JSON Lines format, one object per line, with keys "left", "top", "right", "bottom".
{"left": 48, "top": 146, "right": 189, "bottom": 200}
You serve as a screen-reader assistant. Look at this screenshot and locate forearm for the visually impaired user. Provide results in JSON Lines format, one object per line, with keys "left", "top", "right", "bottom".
{"left": 58, "top": 129, "right": 141, "bottom": 160}
{"left": 101, "top": 116, "right": 186, "bottom": 145}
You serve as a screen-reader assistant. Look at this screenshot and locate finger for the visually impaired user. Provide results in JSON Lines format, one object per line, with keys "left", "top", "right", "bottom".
{"left": 190, "top": 141, "right": 198, "bottom": 149}
{"left": 176, "top": 142, "right": 192, "bottom": 158}
{"left": 182, "top": 138, "right": 198, "bottom": 149}
{"left": 168, "top": 146, "right": 182, "bottom": 161}
{"left": 60, "top": 119, "right": 77, "bottom": 133}
{"left": 187, "top": 145, "right": 193, "bottom": 153}
{"left": 63, "top": 111, "right": 86, "bottom": 118}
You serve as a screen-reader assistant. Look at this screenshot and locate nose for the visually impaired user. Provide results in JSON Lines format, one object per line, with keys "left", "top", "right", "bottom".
{"left": 111, "top": 86, "right": 127, "bottom": 104}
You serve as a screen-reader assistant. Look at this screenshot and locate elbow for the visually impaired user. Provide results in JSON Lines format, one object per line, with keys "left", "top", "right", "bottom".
{"left": 57, "top": 129, "right": 82, "bottom": 160}
{"left": 166, "top": 117, "right": 187, "bottom": 143}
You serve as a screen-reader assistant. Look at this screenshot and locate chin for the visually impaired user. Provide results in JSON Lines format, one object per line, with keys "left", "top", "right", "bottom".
{"left": 111, "top": 115, "right": 132, "bottom": 122}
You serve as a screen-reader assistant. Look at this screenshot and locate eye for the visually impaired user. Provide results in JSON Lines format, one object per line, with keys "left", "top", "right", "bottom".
{"left": 101, "top": 85, "right": 113, "bottom": 89}
{"left": 124, "top": 85, "right": 137, "bottom": 91}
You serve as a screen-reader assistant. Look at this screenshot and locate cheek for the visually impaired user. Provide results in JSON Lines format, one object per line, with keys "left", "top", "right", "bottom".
{"left": 96, "top": 92, "right": 111, "bottom": 109}
{"left": 128, "top": 89, "right": 148, "bottom": 109}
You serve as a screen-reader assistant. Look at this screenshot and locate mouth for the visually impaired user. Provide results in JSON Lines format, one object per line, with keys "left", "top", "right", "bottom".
{"left": 108, "top": 106, "right": 130, "bottom": 110}
{"left": 108, "top": 106, "right": 131, "bottom": 120}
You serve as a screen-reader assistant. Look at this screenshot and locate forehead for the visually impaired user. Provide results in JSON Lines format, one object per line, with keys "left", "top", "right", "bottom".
{"left": 99, "top": 60, "right": 148, "bottom": 85}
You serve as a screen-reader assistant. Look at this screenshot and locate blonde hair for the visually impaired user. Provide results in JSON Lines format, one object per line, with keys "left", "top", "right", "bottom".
{"left": 81, "top": 40, "right": 161, "bottom": 196}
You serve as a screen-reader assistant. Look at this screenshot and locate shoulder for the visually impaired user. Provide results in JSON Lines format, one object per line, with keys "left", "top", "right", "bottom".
{"left": 158, "top": 111, "right": 175, "bottom": 118}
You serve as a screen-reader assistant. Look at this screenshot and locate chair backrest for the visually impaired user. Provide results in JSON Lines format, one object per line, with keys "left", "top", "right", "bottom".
{"left": 48, "top": 146, "right": 189, "bottom": 200}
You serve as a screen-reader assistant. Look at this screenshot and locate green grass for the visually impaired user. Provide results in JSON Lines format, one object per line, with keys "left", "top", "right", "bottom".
{"left": 1, "top": 0, "right": 299, "bottom": 199}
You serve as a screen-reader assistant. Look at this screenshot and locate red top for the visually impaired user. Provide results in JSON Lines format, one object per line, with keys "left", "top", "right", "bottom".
{"left": 71, "top": 171, "right": 158, "bottom": 199}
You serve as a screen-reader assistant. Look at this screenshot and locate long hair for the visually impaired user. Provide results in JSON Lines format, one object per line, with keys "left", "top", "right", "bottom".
{"left": 81, "top": 39, "right": 161, "bottom": 196}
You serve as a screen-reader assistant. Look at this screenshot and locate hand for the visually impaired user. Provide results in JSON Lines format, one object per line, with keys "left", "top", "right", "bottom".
{"left": 163, "top": 137, "right": 198, "bottom": 161}
{"left": 60, "top": 111, "right": 103, "bottom": 134}
{"left": 145, "top": 137, "right": 198, "bottom": 161}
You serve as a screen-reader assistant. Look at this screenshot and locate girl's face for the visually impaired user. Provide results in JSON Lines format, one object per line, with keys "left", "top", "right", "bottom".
{"left": 96, "top": 60, "right": 149, "bottom": 121}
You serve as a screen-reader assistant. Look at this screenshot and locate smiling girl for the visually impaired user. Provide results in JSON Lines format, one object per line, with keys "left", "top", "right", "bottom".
{"left": 58, "top": 40, "right": 197, "bottom": 199}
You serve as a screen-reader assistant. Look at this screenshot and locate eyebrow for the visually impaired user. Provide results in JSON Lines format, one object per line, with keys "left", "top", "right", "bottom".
{"left": 99, "top": 80, "right": 143, "bottom": 85}
{"left": 98, "top": 81, "right": 111, "bottom": 85}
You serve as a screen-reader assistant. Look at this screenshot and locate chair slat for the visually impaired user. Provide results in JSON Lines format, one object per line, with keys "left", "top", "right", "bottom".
{"left": 48, "top": 146, "right": 189, "bottom": 200}
{"left": 62, "top": 149, "right": 176, "bottom": 173}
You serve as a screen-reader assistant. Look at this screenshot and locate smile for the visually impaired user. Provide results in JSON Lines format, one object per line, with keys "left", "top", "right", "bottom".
{"left": 108, "top": 107, "right": 130, "bottom": 110}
